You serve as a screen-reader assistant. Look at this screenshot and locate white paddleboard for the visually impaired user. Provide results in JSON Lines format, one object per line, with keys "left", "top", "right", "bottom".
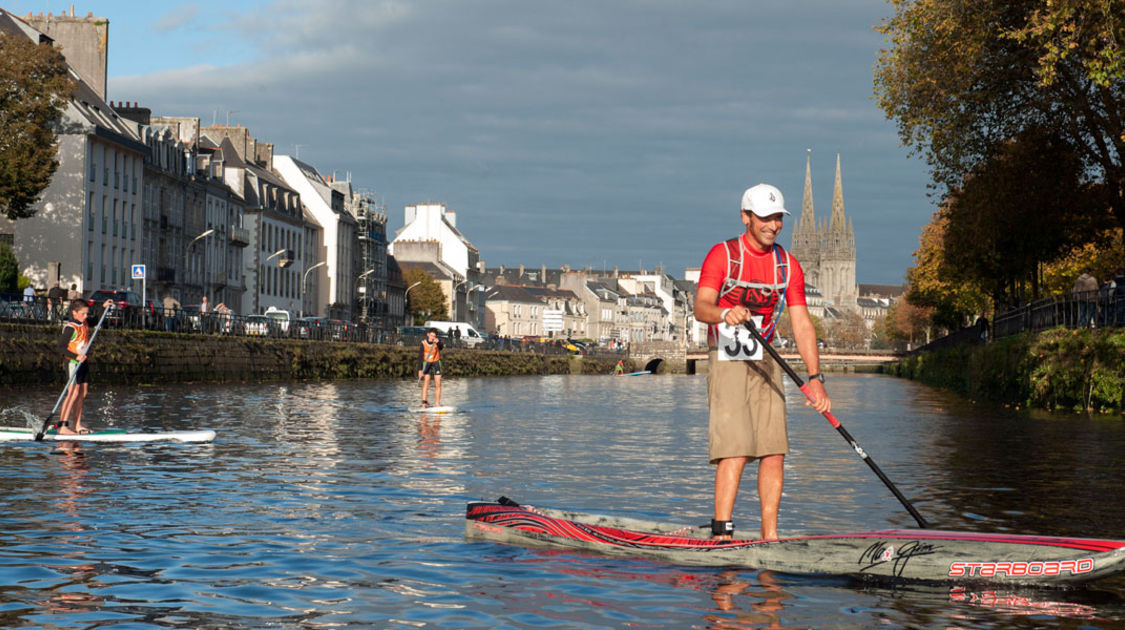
{"left": 411, "top": 406, "right": 456, "bottom": 414}
{"left": 0, "top": 426, "right": 217, "bottom": 443}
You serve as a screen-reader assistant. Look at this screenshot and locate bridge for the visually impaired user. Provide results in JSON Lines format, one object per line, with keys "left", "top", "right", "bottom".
{"left": 630, "top": 342, "right": 900, "bottom": 375}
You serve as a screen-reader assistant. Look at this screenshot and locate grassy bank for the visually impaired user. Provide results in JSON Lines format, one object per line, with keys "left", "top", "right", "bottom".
{"left": 888, "top": 327, "right": 1125, "bottom": 413}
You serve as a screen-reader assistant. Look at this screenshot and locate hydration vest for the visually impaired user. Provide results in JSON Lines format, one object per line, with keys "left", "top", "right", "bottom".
{"left": 717, "top": 235, "right": 791, "bottom": 340}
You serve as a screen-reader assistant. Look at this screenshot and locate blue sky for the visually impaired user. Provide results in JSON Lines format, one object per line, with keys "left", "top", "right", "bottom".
{"left": 10, "top": 0, "right": 935, "bottom": 284}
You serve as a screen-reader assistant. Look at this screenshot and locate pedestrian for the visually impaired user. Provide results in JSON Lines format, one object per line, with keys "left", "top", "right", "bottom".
{"left": 693, "top": 183, "right": 830, "bottom": 541}
{"left": 162, "top": 293, "right": 180, "bottom": 332}
{"left": 47, "top": 282, "right": 67, "bottom": 321}
{"left": 23, "top": 284, "right": 35, "bottom": 302}
{"left": 54, "top": 298, "right": 113, "bottom": 435}
{"left": 67, "top": 283, "right": 80, "bottom": 301}
{"left": 1114, "top": 267, "right": 1125, "bottom": 327}
{"left": 418, "top": 328, "right": 444, "bottom": 408}
{"left": 454, "top": 326, "right": 462, "bottom": 345}
{"left": 200, "top": 296, "right": 210, "bottom": 332}
{"left": 1072, "top": 269, "right": 1098, "bottom": 328}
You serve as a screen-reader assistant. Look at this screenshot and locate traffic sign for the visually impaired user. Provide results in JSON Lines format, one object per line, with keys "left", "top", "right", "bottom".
{"left": 131, "top": 264, "right": 146, "bottom": 280}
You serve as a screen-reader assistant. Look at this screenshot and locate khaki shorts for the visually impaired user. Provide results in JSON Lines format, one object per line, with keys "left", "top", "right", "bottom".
{"left": 707, "top": 350, "right": 788, "bottom": 464}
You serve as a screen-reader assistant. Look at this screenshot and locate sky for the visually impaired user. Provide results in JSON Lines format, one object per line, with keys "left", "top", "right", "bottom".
{"left": 9, "top": 0, "right": 935, "bottom": 284}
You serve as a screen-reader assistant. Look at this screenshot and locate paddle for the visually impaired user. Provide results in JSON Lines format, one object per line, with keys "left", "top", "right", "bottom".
{"left": 35, "top": 302, "right": 113, "bottom": 441}
{"left": 743, "top": 322, "right": 931, "bottom": 528}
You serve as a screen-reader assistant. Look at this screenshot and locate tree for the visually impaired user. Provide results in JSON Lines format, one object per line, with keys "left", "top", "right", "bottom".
{"left": 874, "top": 0, "right": 1125, "bottom": 252}
{"left": 940, "top": 127, "right": 1113, "bottom": 306}
{"left": 404, "top": 268, "right": 447, "bottom": 324}
{"left": 825, "top": 309, "right": 870, "bottom": 349}
{"left": 1040, "top": 227, "right": 1123, "bottom": 294}
{"left": 884, "top": 298, "right": 934, "bottom": 347}
{"left": 0, "top": 243, "right": 18, "bottom": 293}
{"left": 0, "top": 30, "right": 76, "bottom": 220}
{"left": 904, "top": 211, "right": 989, "bottom": 330}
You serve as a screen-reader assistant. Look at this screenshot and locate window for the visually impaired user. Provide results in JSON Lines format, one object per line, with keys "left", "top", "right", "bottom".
{"left": 87, "top": 192, "right": 94, "bottom": 230}
{"left": 112, "top": 200, "right": 118, "bottom": 237}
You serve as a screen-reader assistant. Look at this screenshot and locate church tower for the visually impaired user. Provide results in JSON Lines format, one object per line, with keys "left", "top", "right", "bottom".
{"left": 788, "top": 152, "right": 858, "bottom": 311}
{"left": 819, "top": 154, "right": 857, "bottom": 309}
{"left": 790, "top": 149, "right": 821, "bottom": 289}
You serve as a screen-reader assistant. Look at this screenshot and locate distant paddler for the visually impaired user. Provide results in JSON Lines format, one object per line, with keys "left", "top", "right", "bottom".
{"left": 418, "top": 328, "right": 444, "bottom": 408}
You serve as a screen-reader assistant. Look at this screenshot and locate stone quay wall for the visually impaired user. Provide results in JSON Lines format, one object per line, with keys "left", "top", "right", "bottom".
{"left": 0, "top": 323, "right": 628, "bottom": 385}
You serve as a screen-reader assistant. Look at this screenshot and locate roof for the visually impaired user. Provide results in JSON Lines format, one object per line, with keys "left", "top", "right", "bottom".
{"left": 486, "top": 285, "right": 542, "bottom": 304}
{"left": 398, "top": 260, "right": 457, "bottom": 282}
{"left": 859, "top": 283, "right": 906, "bottom": 298}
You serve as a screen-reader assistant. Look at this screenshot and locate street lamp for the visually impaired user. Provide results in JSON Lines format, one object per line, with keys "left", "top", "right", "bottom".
{"left": 300, "top": 261, "right": 327, "bottom": 318}
{"left": 185, "top": 228, "right": 214, "bottom": 300}
{"left": 404, "top": 280, "right": 422, "bottom": 325}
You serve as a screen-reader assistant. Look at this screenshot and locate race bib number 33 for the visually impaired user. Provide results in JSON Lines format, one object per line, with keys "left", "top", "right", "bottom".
{"left": 718, "top": 316, "right": 764, "bottom": 361}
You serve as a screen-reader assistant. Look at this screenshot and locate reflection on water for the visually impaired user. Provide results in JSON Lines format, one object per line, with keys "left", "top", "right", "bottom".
{"left": 0, "top": 373, "right": 1123, "bottom": 628}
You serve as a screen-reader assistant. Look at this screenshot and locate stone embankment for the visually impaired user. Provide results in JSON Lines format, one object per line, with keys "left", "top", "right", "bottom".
{"left": 0, "top": 323, "right": 632, "bottom": 385}
{"left": 889, "top": 328, "right": 1125, "bottom": 413}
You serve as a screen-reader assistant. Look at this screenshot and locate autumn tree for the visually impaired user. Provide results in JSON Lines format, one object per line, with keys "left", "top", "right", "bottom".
{"left": 884, "top": 298, "right": 934, "bottom": 347}
{"left": 824, "top": 309, "right": 870, "bottom": 349}
{"left": 874, "top": 0, "right": 1125, "bottom": 254}
{"left": 403, "top": 268, "right": 447, "bottom": 324}
{"left": 904, "top": 211, "right": 989, "bottom": 330}
{"left": 0, "top": 30, "right": 76, "bottom": 220}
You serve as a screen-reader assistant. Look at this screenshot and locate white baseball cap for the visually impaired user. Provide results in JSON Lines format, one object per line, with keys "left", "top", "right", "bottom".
{"left": 740, "top": 184, "right": 790, "bottom": 217}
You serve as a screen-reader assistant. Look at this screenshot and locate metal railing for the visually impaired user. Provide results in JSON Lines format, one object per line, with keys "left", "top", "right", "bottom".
{"left": 0, "top": 292, "right": 626, "bottom": 357}
{"left": 993, "top": 288, "right": 1124, "bottom": 339}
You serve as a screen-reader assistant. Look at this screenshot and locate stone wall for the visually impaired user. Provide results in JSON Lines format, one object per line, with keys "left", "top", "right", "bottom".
{"left": 0, "top": 323, "right": 626, "bottom": 385}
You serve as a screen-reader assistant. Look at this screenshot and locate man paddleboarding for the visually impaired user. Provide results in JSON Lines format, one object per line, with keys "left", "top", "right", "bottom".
{"left": 418, "top": 328, "right": 444, "bottom": 408}
{"left": 693, "top": 183, "right": 830, "bottom": 540}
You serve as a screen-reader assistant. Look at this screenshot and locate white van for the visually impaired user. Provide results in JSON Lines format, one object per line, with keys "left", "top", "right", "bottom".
{"left": 424, "top": 320, "right": 486, "bottom": 347}
{"left": 264, "top": 306, "right": 291, "bottom": 334}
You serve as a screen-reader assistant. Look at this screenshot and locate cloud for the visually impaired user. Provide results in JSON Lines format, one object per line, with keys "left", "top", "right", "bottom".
{"left": 112, "top": 0, "right": 933, "bottom": 283}
{"left": 154, "top": 4, "right": 200, "bottom": 33}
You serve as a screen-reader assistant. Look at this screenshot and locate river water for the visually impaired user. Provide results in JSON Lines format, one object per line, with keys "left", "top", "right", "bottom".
{"left": 1, "top": 373, "right": 1123, "bottom": 628}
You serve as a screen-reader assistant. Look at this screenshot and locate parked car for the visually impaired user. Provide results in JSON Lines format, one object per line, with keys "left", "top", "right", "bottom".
{"left": 395, "top": 325, "right": 447, "bottom": 347}
{"left": 245, "top": 314, "right": 271, "bottom": 336}
{"left": 88, "top": 289, "right": 144, "bottom": 325}
{"left": 179, "top": 305, "right": 203, "bottom": 332}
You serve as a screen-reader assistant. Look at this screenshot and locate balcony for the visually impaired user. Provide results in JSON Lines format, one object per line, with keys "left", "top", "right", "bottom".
{"left": 230, "top": 226, "right": 251, "bottom": 247}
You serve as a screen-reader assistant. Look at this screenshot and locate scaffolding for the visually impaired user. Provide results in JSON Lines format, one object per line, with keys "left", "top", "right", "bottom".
{"left": 352, "top": 189, "right": 388, "bottom": 327}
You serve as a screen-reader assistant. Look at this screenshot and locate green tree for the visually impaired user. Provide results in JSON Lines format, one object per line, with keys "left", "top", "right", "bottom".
{"left": 404, "top": 268, "right": 447, "bottom": 324}
{"left": 0, "top": 243, "right": 18, "bottom": 293}
{"left": 0, "top": 30, "right": 75, "bottom": 220}
{"left": 941, "top": 127, "right": 1113, "bottom": 306}
{"left": 874, "top": 0, "right": 1125, "bottom": 251}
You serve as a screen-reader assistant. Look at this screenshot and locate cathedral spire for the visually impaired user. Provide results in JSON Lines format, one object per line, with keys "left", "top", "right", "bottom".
{"left": 800, "top": 148, "right": 815, "bottom": 234}
{"left": 830, "top": 153, "right": 846, "bottom": 232}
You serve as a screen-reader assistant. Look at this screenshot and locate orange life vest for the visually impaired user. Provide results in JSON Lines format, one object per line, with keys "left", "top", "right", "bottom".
{"left": 64, "top": 320, "right": 91, "bottom": 363}
{"left": 422, "top": 339, "right": 441, "bottom": 363}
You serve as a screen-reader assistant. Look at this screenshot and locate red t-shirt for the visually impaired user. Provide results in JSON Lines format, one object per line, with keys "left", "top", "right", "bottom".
{"left": 698, "top": 234, "right": 806, "bottom": 343}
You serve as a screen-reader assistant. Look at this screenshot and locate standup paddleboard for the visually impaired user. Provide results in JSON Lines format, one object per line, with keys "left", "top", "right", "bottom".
{"left": 411, "top": 406, "right": 456, "bottom": 414}
{"left": 622, "top": 371, "right": 651, "bottom": 376}
{"left": 467, "top": 498, "right": 1125, "bottom": 585}
{"left": 0, "top": 426, "right": 217, "bottom": 443}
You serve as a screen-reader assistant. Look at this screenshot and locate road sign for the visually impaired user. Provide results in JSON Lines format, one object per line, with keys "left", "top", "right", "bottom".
{"left": 131, "top": 264, "right": 146, "bottom": 280}
{"left": 543, "top": 309, "right": 564, "bottom": 333}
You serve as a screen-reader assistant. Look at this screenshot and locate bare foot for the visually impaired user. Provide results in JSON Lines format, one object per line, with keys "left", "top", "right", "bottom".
{"left": 56, "top": 425, "right": 77, "bottom": 435}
